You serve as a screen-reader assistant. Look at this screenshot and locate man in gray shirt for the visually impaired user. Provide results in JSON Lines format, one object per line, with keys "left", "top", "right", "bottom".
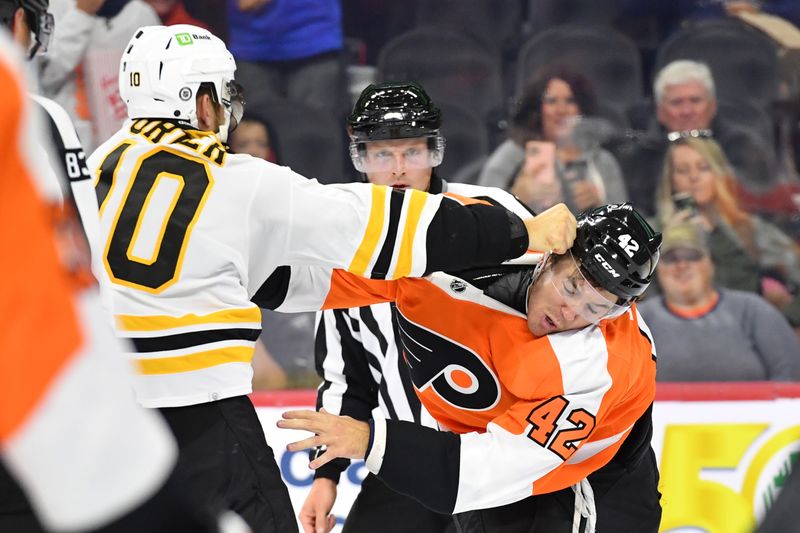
{"left": 639, "top": 222, "right": 800, "bottom": 381}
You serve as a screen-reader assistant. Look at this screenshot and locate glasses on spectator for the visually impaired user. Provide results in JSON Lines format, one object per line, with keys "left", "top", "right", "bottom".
{"left": 661, "top": 248, "right": 705, "bottom": 265}
{"left": 667, "top": 129, "right": 713, "bottom": 142}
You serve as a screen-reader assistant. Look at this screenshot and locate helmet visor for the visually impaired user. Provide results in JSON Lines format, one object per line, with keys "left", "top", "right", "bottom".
{"left": 546, "top": 252, "right": 629, "bottom": 324}
{"left": 29, "top": 11, "right": 54, "bottom": 56}
{"left": 352, "top": 136, "right": 444, "bottom": 173}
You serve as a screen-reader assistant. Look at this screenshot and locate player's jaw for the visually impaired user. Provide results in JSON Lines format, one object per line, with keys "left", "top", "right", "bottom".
{"left": 527, "top": 278, "right": 566, "bottom": 336}
{"left": 528, "top": 309, "right": 559, "bottom": 337}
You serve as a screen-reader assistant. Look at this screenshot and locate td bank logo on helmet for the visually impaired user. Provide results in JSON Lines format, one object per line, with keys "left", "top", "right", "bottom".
{"left": 594, "top": 253, "right": 620, "bottom": 278}
{"left": 175, "top": 32, "right": 211, "bottom": 46}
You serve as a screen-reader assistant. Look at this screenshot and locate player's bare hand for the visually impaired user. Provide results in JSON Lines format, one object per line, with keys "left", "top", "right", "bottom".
{"left": 524, "top": 203, "right": 577, "bottom": 254}
{"left": 299, "top": 478, "right": 337, "bottom": 533}
{"left": 278, "top": 409, "right": 370, "bottom": 467}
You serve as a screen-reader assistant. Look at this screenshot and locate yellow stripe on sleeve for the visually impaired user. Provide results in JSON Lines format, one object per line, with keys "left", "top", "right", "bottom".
{"left": 136, "top": 346, "right": 254, "bottom": 375}
{"left": 393, "top": 189, "right": 427, "bottom": 279}
{"left": 348, "top": 184, "right": 387, "bottom": 276}
{"left": 116, "top": 307, "right": 262, "bottom": 331}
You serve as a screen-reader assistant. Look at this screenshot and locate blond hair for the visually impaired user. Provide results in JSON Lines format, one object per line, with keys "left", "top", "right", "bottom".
{"left": 657, "top": 137, "right": 757, "bottom": 255}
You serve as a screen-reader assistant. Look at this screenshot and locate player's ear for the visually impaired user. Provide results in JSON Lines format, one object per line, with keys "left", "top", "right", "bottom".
{"left": 12, "top": 7, "right": 26, "bottom": 35}
{"left": 195, "top": 92, "right": 215, "bottom": 130}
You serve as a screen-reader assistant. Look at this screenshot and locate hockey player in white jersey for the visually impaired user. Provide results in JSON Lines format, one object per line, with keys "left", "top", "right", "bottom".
{"left": 86, "top": 24, "right": 577, "bottom": 533}
{"left": 303, "top": 81, "right": 534, "bottom": 533}
{"left": 0, "top": 27, "right": 252, "bottom": 533}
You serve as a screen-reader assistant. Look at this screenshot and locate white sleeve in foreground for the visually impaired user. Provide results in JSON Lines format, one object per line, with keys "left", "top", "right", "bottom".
{"left": 3, "top": 292, "right": 176, "bottom": 532}
{"left": 453, "top": 423, "right": 559, "bottom": 512}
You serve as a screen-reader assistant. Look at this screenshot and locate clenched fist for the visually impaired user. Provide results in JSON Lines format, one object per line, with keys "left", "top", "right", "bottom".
{"left": 524, "top": 203, "right": 577, "bottom": 254}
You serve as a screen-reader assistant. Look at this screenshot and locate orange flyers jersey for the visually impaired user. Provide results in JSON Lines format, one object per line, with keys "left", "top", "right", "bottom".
{"left": 0, "top": 34, "right": 175, "bottom": 531}
{"left": 276, "top": 265, "right": 657, "bottom": 513}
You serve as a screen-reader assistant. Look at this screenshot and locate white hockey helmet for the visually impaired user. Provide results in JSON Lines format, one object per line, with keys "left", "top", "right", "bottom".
{"left": 119, "top": 24, "right": 242, "bottom": 141}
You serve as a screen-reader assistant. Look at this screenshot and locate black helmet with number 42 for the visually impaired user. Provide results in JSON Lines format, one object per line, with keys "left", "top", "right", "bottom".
{"left": 347, "top": 81, "right": 445, "bottom": 173}
{"left": 573, "top": 203, "right": 662, "bottom": 304}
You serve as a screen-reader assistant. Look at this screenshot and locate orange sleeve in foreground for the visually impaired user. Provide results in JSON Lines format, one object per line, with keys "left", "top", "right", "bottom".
{"left": 0, "top": 57, "right": 83, "bottom": 441}
{"left": 442, "top": 192, "right": 491, "bottom": 206}
{"left": 322, "top": 269, "right": 398, "bottom": 310}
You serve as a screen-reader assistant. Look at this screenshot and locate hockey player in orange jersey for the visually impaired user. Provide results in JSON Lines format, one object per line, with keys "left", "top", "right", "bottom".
{"left": 277, "top": 203, "right": 663, "bottom": 533}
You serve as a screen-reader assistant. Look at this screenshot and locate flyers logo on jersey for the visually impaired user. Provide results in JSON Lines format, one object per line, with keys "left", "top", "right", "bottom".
{"left": 396, "top": 310, "right": 500, "bottom": 411}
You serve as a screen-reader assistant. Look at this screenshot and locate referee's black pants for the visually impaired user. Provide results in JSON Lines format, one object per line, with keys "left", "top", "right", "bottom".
{"left": 343, "top": 473, "right": 456, "bottom": 533}
{"left": 159, "top": 395, "right": 298, "bottom": 533}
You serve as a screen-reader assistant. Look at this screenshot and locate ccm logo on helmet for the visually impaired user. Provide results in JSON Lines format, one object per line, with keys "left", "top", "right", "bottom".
{"left": 594, "top": 253, "right": 620, "bottom": 278}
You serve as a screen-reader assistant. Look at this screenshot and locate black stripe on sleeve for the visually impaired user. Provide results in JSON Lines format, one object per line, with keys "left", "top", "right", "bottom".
{"left": 313, "top": 309, "right": 377, "bottom": 482}
{"left": 335, "top": 311, "right": 380, "bottom": 421}
{"left": 358, "top": 306, "right": 400, "bottom": 421}
{"left": 314, "top": 312, "right": 331, "bottom": 407}
{"left": 315, "top": 310, "right": 379, "bottom": 422}
{"left": 425, "top": 198, "right": 526, "bottom": 275}
{"left": 251, "top": 265, "right": 291, "bottom": 310}
{"left": 33, "top": 98, "right": 91, "bottom": 184}
{"left": 370, "top": 188, "right": 406, "bottom": 280}
{"left": 638, "top": 327, "right": 657, "bottom": 361}
{"left": 377, "top": 420, "right": 461, "bottom": 514}
{"left": 390, "top": 303, "right": 423, "bottom": 425}
{"left": 359, "top": 306, "right": 388, "bottom": 358}
{"left": 127, "top": 328, "right": 261, "bottom": 352}
{"left": 35, "top": 100, "right": 67, "bottom": 164}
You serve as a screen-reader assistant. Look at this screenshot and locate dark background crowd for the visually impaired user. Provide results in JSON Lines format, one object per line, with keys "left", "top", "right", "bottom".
{"left": 37, "top": 0, "right": 800, "bottom": 385}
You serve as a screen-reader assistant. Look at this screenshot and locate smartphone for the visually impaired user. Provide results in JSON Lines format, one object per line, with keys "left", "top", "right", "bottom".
{"left": 522, "top": 141, "right": 556, "bottom": 183}
{"left": 672, "top": 192, "right": 698, "bottom": 215}
{"left": 563, "top": 160, "right": 589, "bottom": 183}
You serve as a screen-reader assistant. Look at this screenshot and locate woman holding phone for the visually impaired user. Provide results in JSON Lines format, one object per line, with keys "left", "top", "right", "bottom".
{"left": 655, "top": 136, "right": 800, "bottom": 332}
{"left": 478, "top": 65, "right": 627, "bottom": 213}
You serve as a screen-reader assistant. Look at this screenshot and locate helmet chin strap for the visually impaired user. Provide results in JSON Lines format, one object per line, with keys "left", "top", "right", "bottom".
{"left": 217, "top": 109, "right": 231, "bottom": 143}
{"left": 524, "top": 252, "right": 552, "bottom": 315}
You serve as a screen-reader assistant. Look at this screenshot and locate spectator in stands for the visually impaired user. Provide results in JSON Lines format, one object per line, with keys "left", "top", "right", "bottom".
{"left": 656, "top": 136, "right": 800, "bottom": 331}
{"left": 229, "top": 115, "right": 277, "bottom": 163}
{"left": 40, "top": 0, "right": 160, "bottom": 150}
{"left": 615, "top": 59, "right": 776, "bottom": 216}
{"left": 619, "top": 1, "right": 800, "bottom": 46}
{"left": 639, "top": 222, "right": 800, "bottom": 381}
{"left": 478, "top": 65, "right": 627, "bottom": 213}
{"left": 144, "top": 0, "right": 208, "bottom": 28}
{"left": 226, "top": 0, "right": 345, "bottom": 115}
{"left": 654, "top": 60, "right": 718, "bottom": 136}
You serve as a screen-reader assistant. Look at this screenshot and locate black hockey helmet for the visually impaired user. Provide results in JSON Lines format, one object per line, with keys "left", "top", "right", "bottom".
{"left": 0, "top": 0, "right": 53, "bottom": 56}
{"left": 347, "top": 81, "right": 445, "bottom": 172}
{"left": 572, "top": 203, "right": 662, "bottom": 304}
